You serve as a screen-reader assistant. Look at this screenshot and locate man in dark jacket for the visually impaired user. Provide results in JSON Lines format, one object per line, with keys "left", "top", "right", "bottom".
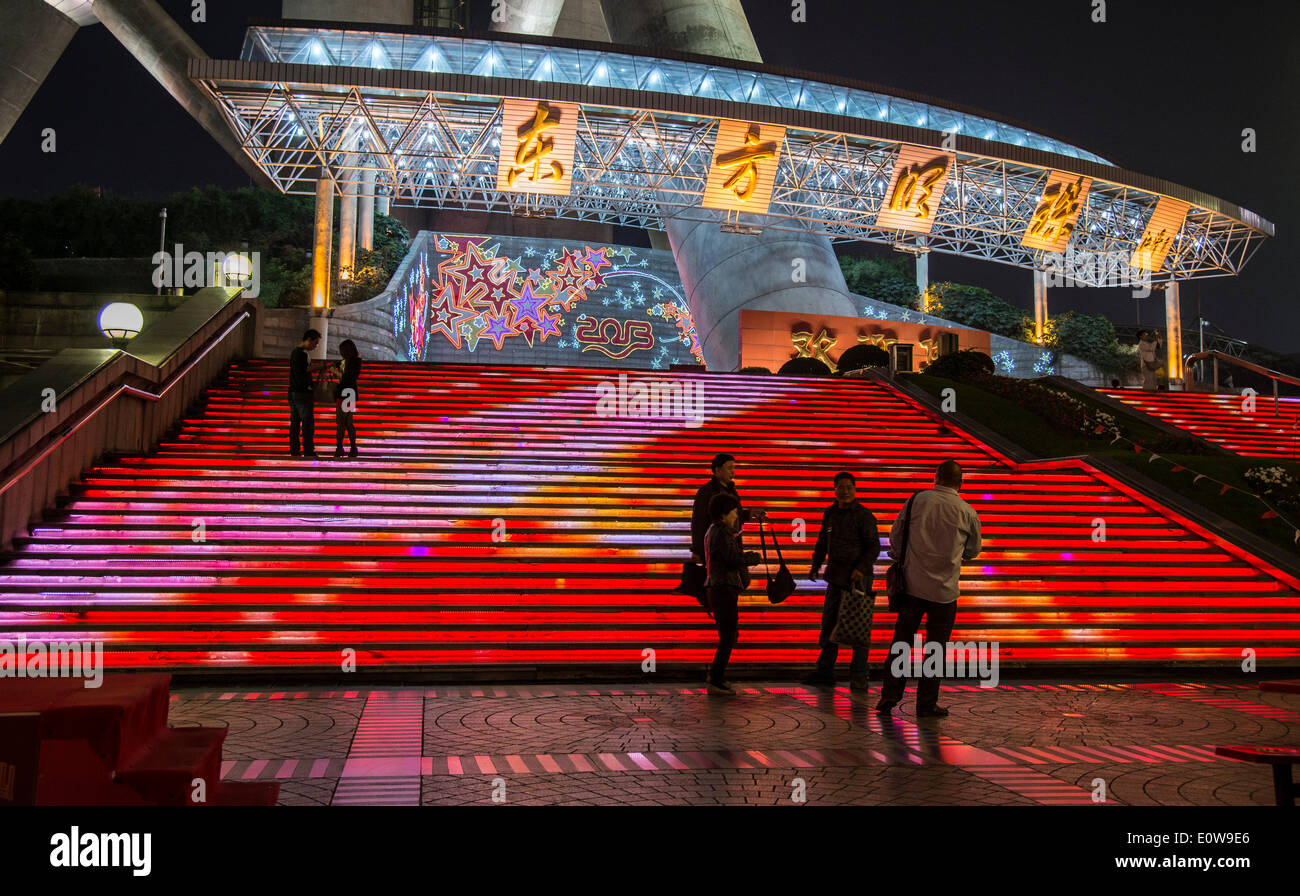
{"left": 289, "top": 328, "right": 321, "bottom": 457}
{"left": 803, "top": 472, "right": 881, "bottom": 690}
{"left": 690, "top": 453, "right": 767, "bottom": 562}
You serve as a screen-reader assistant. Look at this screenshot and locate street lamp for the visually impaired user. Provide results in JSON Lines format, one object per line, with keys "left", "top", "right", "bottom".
{"left": 156, "top": 208, "right": 167, "bottom": 295}
{"left": 99, "top": 302, "right": 143, "bottom": 348}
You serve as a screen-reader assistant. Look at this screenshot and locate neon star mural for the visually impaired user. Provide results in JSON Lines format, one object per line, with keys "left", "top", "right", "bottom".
{"left": 392, "top": 232, "right": 705, "bottom": 367}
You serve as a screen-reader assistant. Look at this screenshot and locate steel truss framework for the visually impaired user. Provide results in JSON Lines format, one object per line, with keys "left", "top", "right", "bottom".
{"left": 191, "top": 31, "right": 1272, "bottom": 288}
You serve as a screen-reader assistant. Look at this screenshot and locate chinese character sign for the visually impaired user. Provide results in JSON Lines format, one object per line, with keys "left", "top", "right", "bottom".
{"left": 875, "top": 145, "right": 953, "bottom": 234}
{"left": 1022, "top": 172, "right": 1091, "bottom": 252}
{"left": 496, "top": 99, "right": 579, "bottom": 196}
{"left": 1129, "top": 196, "right": 1190, "bottom": 272}
{"left": 702, "top": 119, "right": 786, "bottom": 214}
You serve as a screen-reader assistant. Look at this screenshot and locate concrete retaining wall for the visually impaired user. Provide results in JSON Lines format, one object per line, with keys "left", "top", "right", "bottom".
{"left": 0, "top": 288, "right": 260, "bottom": 550}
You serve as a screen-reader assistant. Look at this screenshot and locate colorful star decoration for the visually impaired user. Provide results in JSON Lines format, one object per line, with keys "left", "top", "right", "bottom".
{"left": 396, "top": 233, "right": 703, "bottom": 365}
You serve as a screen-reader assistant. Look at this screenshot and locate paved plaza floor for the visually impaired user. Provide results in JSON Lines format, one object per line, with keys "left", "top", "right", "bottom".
{"left": 163, "top": 677, "right": 1300, "bottom": 806}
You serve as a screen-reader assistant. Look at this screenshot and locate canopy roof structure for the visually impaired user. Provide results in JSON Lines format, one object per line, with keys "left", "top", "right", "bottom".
{"left": 191, "top": 21, "right": 1273, "bottom": 288}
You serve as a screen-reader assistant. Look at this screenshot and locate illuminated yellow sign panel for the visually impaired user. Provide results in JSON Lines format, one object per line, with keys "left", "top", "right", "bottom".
{"left": 496, "top": 99, "right": 579, "bottom": 196}
{"left": 702, "top": 119, "right": 786, "bottom": 214}
{"left": 1130, "top": 197, "right": 1190, "bottom": 272}
{"left": 1022, "top": 172, "right": 1091, "bottom": 252}
{"left": 875, "top": 145, "right": 953, "bottom": 234}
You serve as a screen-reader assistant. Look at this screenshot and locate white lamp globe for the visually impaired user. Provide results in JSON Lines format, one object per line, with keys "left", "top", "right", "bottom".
{"left": 99, "top": 302, "right": 144, "bottom": 341}
{"left": 221, "top": 252, "right": 252, "bottom": 286}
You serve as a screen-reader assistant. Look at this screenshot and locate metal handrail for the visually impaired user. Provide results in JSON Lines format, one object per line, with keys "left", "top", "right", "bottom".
{"left": 1184, "top": 349, "right": 1300, "bottom": 415}
{"left": 0, "top": 311, "right": 251, "bottom": 498}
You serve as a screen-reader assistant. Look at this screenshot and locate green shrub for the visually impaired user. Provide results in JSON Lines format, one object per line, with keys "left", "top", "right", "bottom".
{"left": 1046, "top": 310, "right": 1126, "bottom": 374}
{"left": 778, "top": 357, "right": 833, "bottom": 377}
{"left": 839, "top": 255, "right": 919, "bottom": 309}
{"left": 837, "top": 343, "right": 890, "bottom": 372}
{"left": 926, "top": 283, "right": 1029, "bottom": 338}
{"left": 923, "top": 350, "right": 995, "bottom": 381}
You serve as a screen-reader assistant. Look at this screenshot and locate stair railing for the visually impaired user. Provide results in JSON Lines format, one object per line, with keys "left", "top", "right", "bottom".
{"left": 1184, "top": 349, "right": 1300, "bottom": 414}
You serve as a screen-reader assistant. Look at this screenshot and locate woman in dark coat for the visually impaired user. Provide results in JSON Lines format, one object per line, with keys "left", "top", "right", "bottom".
{"left": 333, "top": 339, "right": 362, "bottom": 458}
{"left": 704, "top": 492, "right": 761, "bottom": 697}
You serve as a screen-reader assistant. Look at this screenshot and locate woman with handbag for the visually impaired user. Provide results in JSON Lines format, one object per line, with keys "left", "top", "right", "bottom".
{"left": 704, "top": 492, "right": 762, "bottom": 697}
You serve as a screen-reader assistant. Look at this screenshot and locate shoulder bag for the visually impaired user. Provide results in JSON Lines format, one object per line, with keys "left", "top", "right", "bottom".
{"left": 885, "top": 492, "right": 919, "bottom": 612}
{"left": 759, "top": 520, "right": 797, "bottom": 604}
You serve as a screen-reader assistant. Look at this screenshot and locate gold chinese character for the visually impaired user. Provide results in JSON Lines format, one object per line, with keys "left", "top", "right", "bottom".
{"left": 889, "top": 159, "right": 947, "bottom": 219}
{"left": 508, "top": 103, "right": 565, "bottom": 188}
{"left": 1028, "top": 177, "right": 1085, "bottom": 243}
{"left": 715, "top": 124, "right": 778, "bottom": 202}
{"left": 792, "top": 328, "right": 838, "bottom": 369}
{"left": 857, "top": 331, "right": 898, "bottom": 352}
{"left": 1136, "top": 227, "right": 1172, "bottom": 259}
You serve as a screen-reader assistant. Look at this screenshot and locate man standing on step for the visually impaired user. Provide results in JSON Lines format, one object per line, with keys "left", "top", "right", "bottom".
{"left": 803, "top": 472, "right": 880, "bottom": 691}
{"left": 691, "top": 453, "right": 767, "bottom": 564}
{"left": 877, "top": 459, "right": 981, "bottom": 719}
{"left": 289, "top": 329, "right": 321, "bottom": 457}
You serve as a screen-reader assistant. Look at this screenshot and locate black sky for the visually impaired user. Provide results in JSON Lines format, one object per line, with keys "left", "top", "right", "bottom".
{"left": 2, "top": 0, "right": 1295, "bottom": 351}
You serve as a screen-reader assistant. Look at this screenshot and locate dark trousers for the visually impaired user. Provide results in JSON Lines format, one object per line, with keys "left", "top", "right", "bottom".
{"left": 707, "top": 585, "right": 740, "bottom": 685}
{"left": 288, "top": 392, "right": 315, "bottom": 454}
{"left": 880, "top": 595, "right": 958, "bottom": 710}
{"left": 335, "top": 410, "right": 357, "bottom": 451}
{"left": 815, "top": 583, "right": 868, "bottom": 675}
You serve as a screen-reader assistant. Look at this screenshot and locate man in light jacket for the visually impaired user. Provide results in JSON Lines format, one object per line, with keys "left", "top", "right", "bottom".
{"left": 877, "top": 460, "right": 982, "bottom": 718}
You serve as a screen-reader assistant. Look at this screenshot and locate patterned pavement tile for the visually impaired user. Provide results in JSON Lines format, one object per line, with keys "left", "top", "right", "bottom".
{"left": 161, "top": 679, "right": 1300, "bottom": 807}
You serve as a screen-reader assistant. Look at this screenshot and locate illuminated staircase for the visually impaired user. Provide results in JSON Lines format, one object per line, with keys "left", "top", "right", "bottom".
{"left": 1100, "top": 389, "right": 1300, "bottom": 459}
{"left": 2, "top": 360, "right": 1298, "bottom": 673}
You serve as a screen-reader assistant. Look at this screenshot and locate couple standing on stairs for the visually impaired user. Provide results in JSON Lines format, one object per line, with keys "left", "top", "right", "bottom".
{"left": 287, "top": 329, "right": 363, "bottom": 458}
{"left": 689, "top": 453, "right": 981, "bottom": 718}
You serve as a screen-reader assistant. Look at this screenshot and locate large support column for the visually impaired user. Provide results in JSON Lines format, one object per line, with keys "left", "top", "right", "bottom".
{"left": 0, "top": 0, "right": 79, "bottom": 145}
{"left": 599, "top": 0, "right": 854, "bottom": 369}
{"left": 310, "top": 172, "right": 335, "bottom": 359}
{"left": 553, "top": 0, "right": 612, "bottom": 41}
{"left": 670, "top": 219, "right": 854, "bottom": 369}
{"left": 376, "top": 195, "right": 390, "bottom": 217}
{"left": 89, "top": 0, "right": 271, "bottom": 186}
{"left": 600, "top": 0, "right": 761, "bottom": 63}
{"left": 1033, "top": 269, "right": 1049, "bottom": 343}
{"left": 915, "top": 240, "right": 929, "bottom": 301}
{"left": 337, "top": 173, "right": 357, "bottom": 277}
{"left": 1165, "top": 280, "right": 1183, "bottom": 388}
{"left": 488, "top": 0, "right": 566, "bottom": 36}
{"left": 358, "top": 167, "right": 375, "bottom": 252}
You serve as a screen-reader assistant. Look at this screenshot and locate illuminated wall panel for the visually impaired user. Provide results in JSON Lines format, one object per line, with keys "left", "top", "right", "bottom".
{"left": 389, "top": 232, "right": 703, "bottom": 367}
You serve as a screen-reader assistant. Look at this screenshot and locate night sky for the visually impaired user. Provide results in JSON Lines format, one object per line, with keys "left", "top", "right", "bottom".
{"left": 2, "top": 0, "right": 1295, "bottom": 352}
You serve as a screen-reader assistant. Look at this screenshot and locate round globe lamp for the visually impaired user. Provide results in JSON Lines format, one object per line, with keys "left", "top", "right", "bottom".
{"left": 221, "top": 252, "right": 252, "bottom": 288}
{"left": 99, "top": 302, "right": 144, "bottom": 347}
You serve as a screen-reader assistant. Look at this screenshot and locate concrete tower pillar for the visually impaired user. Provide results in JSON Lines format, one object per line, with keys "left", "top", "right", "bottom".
{"left": 376, "top": 195, "right": 390, "bottom": 217}
{"left": 338, "top": 171, "right": 357, "bottom": 277}
{"left": 0, "top": 0, "right": 79, "bottom": 145}
{"left": 1033, "top": 269, "right": 1049, "bottom": 343}
{"left": 915, "top": 240, "right": 929, "bottom": 300}
{"left": 310, "top": 171, "right": 336, "bottom": 360}
{"left": 1165, "top": 280, "right": 1183, "bottom": 387}
{"left": 599, "top": 0, "right": 855, "bottom": 370}
{"left": 601, "top": 0, "right": 761, "bottom": 63}
{"left": 487, "top": 0, "right": 567, "bottom": 36}
{"left": 89, "top": 0, "right": 271, "bottom": 186}
{"left": 358, "top": 167, "right": 375, "bottom": 252}
{"left": 669, "top": 218, "right": 857, "bottom": 368}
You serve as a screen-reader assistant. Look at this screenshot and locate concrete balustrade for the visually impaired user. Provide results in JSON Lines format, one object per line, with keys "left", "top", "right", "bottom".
{"left": 0, "top": 287, "right": 259, "bottom": 550}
